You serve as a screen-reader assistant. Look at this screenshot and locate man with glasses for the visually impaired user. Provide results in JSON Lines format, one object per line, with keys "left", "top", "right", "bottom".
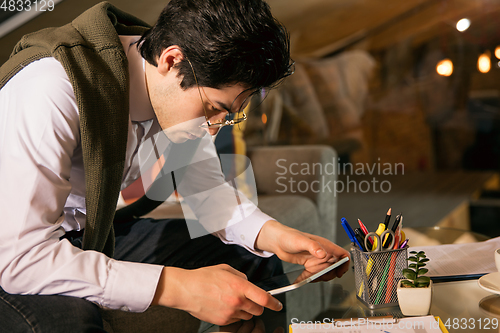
{"left": 0, "top": 0, "right": 349, "bottom": 331}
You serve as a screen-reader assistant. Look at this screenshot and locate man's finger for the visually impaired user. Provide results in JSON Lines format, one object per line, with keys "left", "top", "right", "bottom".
{"left": 303, "top": 237, "right": 329, "bottom": 259}
{"left": 288, "top": 234, "right": 327, "bottom": 259}
{"left": 235, "top": 310, "right": 254, "bottom": 322}
{"left": 244, "top": 285, "right": 283, "bottom": 312}
{"left": 239, "top": 299, "right": 265, "bottom": 317}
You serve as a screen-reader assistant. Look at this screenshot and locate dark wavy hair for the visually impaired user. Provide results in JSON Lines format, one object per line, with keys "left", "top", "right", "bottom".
{"left": 138, "top": 0, "right": 293, "bottom": 91}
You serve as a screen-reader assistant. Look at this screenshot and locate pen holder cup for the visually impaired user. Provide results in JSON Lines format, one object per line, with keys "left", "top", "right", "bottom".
{"left": 352, "top": 246, "right": 408, "bottom": 309}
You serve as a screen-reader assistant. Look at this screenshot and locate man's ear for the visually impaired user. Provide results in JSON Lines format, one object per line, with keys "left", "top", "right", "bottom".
{"left": 156, "top": 46, "right": 184, "bottom": 76}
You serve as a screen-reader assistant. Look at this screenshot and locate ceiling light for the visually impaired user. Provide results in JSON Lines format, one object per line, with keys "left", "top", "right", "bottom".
{"left": 436, "top": 59, "right": 453, "bottom": 76}
{"left": 478, "top": 51, "right": 491, "bottom": 73}
{"left": 261, "top": 113, "right": 267, "bottom": 124}
{"left": 495, "top": 46, "right": 500, "bottom": 59}
{"left": 456, "top": 18, "right": 470, "bottom": 32}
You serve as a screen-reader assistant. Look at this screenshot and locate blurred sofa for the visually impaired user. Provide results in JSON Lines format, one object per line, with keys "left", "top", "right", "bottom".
{"left": 248, "top": 144, "right": 338, "bottom": 323}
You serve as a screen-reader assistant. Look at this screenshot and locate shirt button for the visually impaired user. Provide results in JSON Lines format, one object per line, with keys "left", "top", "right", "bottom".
{"left": 120, "top": 306, "right": 130, "bottom": 312}
{"left": 240, "top": 235, "right": 245, "bottom": 241}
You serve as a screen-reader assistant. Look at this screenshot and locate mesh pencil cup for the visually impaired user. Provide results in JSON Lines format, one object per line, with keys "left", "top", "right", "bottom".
{"left": 351, "top": 246, "right": 408, "bottom": 309}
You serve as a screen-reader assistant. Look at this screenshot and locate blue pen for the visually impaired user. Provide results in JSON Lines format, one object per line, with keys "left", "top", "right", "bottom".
{"left": 341, "top": 217, "right": 356, "bottom": 240}
{"left": 341, "top": 221, "right": 355, "bottom": 243}
{"left": 341, "top": 217, "right": 355, "bottom": 242}
{"left": 341, "top": 217, "right": 364, "bottom": 250}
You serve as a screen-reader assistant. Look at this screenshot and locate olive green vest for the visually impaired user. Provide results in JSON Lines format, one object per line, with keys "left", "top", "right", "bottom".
{"left": 0, "top": 2, "right": 150, "bottom": 257}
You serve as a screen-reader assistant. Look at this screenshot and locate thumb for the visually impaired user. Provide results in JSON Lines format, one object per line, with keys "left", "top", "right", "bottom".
{"left": 294, "top": 235, "right": 326, "bottom": 259}
{"left": 312, "top": 243, "right": 327, "bottom": 259}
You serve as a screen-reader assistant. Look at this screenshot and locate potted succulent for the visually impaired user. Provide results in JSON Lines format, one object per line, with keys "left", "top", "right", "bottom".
{"left": 397, "top": 250, "right": 433, "bottom": 316}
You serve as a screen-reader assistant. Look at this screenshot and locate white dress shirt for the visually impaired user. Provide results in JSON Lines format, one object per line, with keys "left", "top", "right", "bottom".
{"left": 0, "top": 36, "right": 272, "bottom": 312}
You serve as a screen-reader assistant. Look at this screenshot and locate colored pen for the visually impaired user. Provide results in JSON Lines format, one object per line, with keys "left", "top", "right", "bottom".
{"left": 400, "top": 238, "right": 409, "bottom": 248}
{"left": 391, "top": 213, "right": 402, "bottom": 232}
{"left": 341, "top": 218, "right": 356, "bottom": 244}
{"left": 385, "top": 246, "right": 399, "bottom": 303}
{"left": 383, "top": 224, "right": 402, "bottom": 304}
{"left": 393, "top": 225, "right": 401, "bottom": 250}
{"left": 342, "top": 217, "right": 356, "bottom": 241}
{"left": 375, "top": 256, "right": 391, "bottom": 304}
{"left": 341, "top": 217, "right": 364, "bottom": 250}
{"left": 358, "top": 219, "right": 373, "bottom": 247}
{"left": 358, "top": 219, "right": 369, "bottom": 235}
{"left": 351, "top": 233, "right": 365, "bottom": 251}
{"left": 383, "top": 213, "right": 401, "bottom": 247}
{"left": 354, "top": 227, "right": 365, "bottom": 240}
{"left": 354, "top": 228, "right": 367, "bottom": 251}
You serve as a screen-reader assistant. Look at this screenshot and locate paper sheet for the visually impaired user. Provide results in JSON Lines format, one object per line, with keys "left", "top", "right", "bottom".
{"left": 290, "top": 315, "right": 444, "bottom": 332}
{"left": 408, "top": 237, "right": 500, "bottom": 277}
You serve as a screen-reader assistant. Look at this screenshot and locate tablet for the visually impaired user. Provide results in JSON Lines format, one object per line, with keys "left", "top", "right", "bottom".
{"left": 255, "top": 256, "right": 350, "bottom": 295}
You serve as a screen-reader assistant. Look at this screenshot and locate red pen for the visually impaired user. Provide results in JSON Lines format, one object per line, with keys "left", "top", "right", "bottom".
{"left": 393, "top": 226, "right": 400, "bottom": 250}
{"left": 358, "top": 219, "right": 373, "bottom": 247}
{"left": 358, "top": 219, "right": 368, "bottom": 235}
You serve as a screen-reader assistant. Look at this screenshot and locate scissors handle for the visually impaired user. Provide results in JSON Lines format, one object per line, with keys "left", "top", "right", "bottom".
{"left": 364, "top": 230, "right": 395, "bottom": 252}
{"left": 364, "top": 232, "right": 379, "bottom": 252}
{"left": 380, "top": 230, "right": 395, "bottom": 250}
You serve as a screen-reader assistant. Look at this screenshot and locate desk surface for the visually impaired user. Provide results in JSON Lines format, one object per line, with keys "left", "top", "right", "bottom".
{"left": 203, "top": 277, "right": 500, "bottom": 332}
{"left": 323, "top": 266, "right": 499, "bottom": 332}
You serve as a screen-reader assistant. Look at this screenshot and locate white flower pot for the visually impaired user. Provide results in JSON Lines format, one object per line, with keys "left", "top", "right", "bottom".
{"left": 397, "top": 279, "right": 433, "bottom": 316}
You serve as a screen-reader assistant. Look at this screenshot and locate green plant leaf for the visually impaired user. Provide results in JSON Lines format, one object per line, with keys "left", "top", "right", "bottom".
{"left": 418, "top": 268, "right": 429, "bottom": 275}
{"left": 410, "top": 251, "right": 417, "bottom": 254}
{"left": 408, "top": 257, "right": 418, "bottom": 262}
{"left": 420, "top": 258, "right": 430, "bottom": 263}
{"left": 416, "top": 253, "right": 426, "bottom": 258}
{"left": 401, "top": 280, "right": 416, "bottom": 288}
{"left": 403, "top": 269, "right": 416, "bottom": 280}
{"left": 416, "top": 276, "right": 431, "bottom": 284}
{"left": 417, "top": 263, "right": 427, "bottom": 267}
{"left": 409, "top": 263, "right": 417, "bottom": 269}
{"left": 416, "top": 282, "right": 430, "bottom": 288}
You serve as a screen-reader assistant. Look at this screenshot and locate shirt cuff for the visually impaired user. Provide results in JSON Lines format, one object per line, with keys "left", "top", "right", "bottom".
{"left": 102, "top": 259, "right": 164, "bottom": 312}
{"left": 217, "top": 209, "right": 275, "bottom": 258}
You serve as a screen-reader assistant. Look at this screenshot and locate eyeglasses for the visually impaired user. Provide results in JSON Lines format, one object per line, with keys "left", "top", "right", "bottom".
{"left": 186, "top": 58, "right": 248, "bottom": 129}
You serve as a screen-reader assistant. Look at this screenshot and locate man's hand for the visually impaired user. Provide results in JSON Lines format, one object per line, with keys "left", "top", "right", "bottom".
{"left": 151, "top": 264, "right": 283, "bottom": 326}
{"left": 255, "top": 220, "right": 350, "bottom": 279}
